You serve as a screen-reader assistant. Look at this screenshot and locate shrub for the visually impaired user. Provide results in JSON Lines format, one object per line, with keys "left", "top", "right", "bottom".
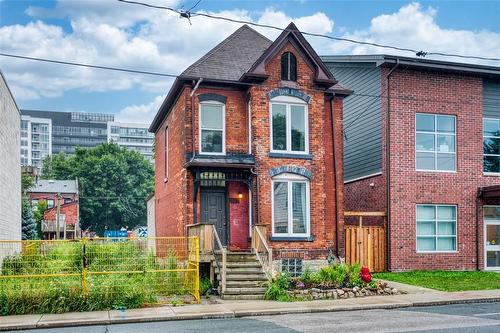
{"left": 200, "top": 276, "right": 212, "bottom": 296}
{"left": 265, "top": 272, "right": 291, "bottom": 301}
{"left": 312, "top": 263, "right": 348, "bottom": 288}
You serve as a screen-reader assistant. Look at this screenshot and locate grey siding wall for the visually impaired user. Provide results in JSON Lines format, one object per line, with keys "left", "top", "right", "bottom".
{"left": 484, "top": 79, "right": 500, "bottom": 118}
{"left": 325, "top": 62, "right": 382, "bottom": 181}
{"left": 0, "top": 72, "right": 21, "bottom": 242}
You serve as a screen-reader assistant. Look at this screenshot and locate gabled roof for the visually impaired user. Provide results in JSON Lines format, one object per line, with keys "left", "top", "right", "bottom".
{"left": 181, "top": 25, "right": 272, "bottom": 81}
{"left": 31, "top": 179, "right": 78, "bottom": 194}
{"left": 242, "top": 22, "right": 337, "bottom": 87}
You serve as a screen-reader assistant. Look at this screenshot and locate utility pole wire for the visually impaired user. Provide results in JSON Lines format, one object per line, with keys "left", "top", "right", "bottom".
{"left": 0, "top": 52, "right": 178, "bottom": 78}
{"left": 117, "top": 0, "right": 500, "bottom": 62}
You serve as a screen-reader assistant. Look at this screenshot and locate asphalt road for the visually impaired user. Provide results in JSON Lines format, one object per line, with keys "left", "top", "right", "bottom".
{"left": 8, "top": 302, "right": 500, "bottom": 333}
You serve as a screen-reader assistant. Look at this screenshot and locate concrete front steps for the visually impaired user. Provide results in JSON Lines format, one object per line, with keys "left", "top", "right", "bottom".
{"left": 215, "top": 252, "right": 268, "bottom": 300}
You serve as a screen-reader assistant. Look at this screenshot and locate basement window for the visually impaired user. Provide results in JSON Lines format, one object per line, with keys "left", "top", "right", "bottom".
{"left": 281, "top": 258, "right": 302, "bottom": 277}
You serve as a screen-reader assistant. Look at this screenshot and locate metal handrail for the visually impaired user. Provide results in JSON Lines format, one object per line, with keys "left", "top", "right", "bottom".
{"left": 211, "top": 224, "right": 227, "bottom": 293}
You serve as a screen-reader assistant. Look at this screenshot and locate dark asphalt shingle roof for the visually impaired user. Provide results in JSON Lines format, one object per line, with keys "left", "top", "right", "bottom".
{"left": 181, "top": 25, "right": 272, "bottom": 81}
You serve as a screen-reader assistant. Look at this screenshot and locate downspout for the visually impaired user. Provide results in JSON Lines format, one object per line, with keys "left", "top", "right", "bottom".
{"left": 330, "top": 96, "right": 340, "bottom": 258}
{"left": 385, "top": 59, "right": 399, "bottom": 271}
{"left": 476, "top": 192, "right": 481, "bottom": 271}
{"left": 250, "top": 168, "right": 260, "bottom": 226}
{"left": 189, "top": 78, "right": 203, "bottom": 226}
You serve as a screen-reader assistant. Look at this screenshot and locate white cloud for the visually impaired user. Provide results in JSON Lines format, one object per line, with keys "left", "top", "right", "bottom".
{"left": 116, "top": 94, "right": 165, "bottom": 123}
{"left": 324, "top": 2, "right": 500, "bottom": 65}
{"left": 2, "top": 1, "right": 500, "bottom": 123}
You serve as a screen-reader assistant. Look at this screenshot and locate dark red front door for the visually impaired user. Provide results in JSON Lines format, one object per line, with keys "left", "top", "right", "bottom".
{"left": 228, "top": 182, "right": 250, "bottom": 251}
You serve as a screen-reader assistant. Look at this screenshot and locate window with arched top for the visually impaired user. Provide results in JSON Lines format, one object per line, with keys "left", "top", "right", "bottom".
{"left": 281, "top": 52, "right": 297, "bottom": 81}
{"left": 272, "top": 172, "right": 310, "bottom": 237}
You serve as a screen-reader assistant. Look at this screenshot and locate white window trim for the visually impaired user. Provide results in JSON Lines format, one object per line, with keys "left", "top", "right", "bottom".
{"left": 483, "top": 205, "right": 500, "bottom": 271}
{"left": 415, "top": 113, "right": 456, "bottom": 172}
{"left": 483, "top": 117, "right": 500, "bottom": 175}
{"left": 270, "top": 96, "right": 309, "bottom": 155}
{"left": 271, "top": 173, "right": 310, "bottom": 238}
{"left": 416, "top": 204, "right": 458, "bottom": 253}
{"left": 199, "top": 101, "right": 226, "bottom": 155}
{"left": 164, "top": 126, "right": 169, "bottom": 183}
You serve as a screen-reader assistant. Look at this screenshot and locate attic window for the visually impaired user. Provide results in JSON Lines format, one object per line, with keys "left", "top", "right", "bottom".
{"left": 281, "top": 52, "right": 297, "bottom": 82}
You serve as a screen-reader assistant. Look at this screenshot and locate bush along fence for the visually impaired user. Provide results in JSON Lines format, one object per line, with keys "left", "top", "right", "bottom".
{"left": 0, "top": 237, "right": 200, "bottom": 315}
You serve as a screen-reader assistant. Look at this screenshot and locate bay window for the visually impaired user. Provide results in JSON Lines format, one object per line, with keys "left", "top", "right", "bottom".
{"left": 416, "top": 204, "right": 457, "bottom": 252}
{"left": 270, "top": 97, "right": 308, "bottom": 154}
{"left": 272, "top": 173, "right": 310, "bottom": 237}
{"left": 416, "top": 113, "right": 456, "bottom": 171}
{"left": 200, "top": 102, "right": 225, "bottom": 154}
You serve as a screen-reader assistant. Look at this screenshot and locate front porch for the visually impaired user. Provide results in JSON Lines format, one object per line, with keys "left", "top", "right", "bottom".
{"left": 186, "top": 162, "right": 273, "bottom": 299}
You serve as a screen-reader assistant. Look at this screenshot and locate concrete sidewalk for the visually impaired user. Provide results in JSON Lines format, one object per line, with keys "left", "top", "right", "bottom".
{"left": 2, "top": 288, "right": 500, "bottom": 331}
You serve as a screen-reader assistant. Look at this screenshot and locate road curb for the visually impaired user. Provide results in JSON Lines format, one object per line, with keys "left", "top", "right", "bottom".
{"left": 1, "top": 297, "right": 499, "bottom": 331}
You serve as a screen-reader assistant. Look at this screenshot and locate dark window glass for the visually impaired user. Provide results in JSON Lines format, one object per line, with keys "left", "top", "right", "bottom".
{"left": 280, "top": 52, "right": 297, "bottom": 81}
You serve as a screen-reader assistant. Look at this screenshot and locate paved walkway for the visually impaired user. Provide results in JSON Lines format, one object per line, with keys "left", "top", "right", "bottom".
{"left": 2, "top": 285, "right": 500, "bottom": 331}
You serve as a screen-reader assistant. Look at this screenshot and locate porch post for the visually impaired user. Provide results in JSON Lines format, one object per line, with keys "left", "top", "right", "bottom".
{"left": 193, "top": 171, "right": 200, "bottom": 225}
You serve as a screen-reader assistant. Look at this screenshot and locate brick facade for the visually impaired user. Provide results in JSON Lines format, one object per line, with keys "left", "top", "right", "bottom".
{"left": 346, "top": 66, "right": 500, "bottom": 271}
{"left": 153, "top": 26, "right": 346, "bottom": 264}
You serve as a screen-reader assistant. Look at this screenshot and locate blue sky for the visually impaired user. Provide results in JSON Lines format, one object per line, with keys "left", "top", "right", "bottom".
{"left": 1, "top": 0, "right": 499, "bottom": 124}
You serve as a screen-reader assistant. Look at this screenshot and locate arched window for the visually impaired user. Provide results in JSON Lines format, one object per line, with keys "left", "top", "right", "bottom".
{"left": 280, "top": 52, "right": 297, "bottom": 81}
{"left": 272, "top": 172, "right": 310, "bottom": 237}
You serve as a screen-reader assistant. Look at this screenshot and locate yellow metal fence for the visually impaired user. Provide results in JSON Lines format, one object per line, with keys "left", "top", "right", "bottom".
{"left": 0, "top": 237, "right": 200, "bottom": 314}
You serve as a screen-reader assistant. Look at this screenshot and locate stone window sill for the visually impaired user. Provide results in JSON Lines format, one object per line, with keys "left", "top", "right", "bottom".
{"left": 269, "top": 152, "right": 312, "bottom": 160}
{"left": 269, "top": 236, "right": 314, "bottom": 242}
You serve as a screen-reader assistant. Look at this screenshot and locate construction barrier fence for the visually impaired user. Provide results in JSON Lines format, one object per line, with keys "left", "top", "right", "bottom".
{"left": 0, "top": 237, "right": 200, "bottom": 315}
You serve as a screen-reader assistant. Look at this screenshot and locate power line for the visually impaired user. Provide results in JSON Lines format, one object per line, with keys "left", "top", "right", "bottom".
{"left": 117, "top": 0, "right": 500, "bottom": 62}
{"left": 0, "top": 52, "right": 178, "bottom": 78}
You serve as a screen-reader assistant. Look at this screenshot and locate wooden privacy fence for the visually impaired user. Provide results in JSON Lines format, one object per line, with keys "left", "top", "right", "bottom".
{"left": 344, "top": 211, "right": 387, "bottom": 272}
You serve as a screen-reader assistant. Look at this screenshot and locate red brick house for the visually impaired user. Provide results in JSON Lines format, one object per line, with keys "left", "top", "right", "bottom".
{"left": 29, "top": 179, "right": 80, "bottom": 239}
{"left": 324, "top": 55, "right": 500, "bottom": 271}
{"left": 149, "top": 23, "right": 350, "bottom": 298}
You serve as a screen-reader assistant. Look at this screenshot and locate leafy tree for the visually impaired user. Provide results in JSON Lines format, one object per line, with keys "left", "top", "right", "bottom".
{"left": 33, "top": 200, "right": 48, "bottom": 238}
{"left": 21, "top": 200, "right": 37, "bottom": 240}
{"left": 41, "top": 143, "right": 154, "bottom": 235}
{"left": 21, "top": 174, "right": 34, "bottom": 196}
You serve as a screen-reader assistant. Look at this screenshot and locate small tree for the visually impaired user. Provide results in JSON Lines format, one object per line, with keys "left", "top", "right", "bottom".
{"left": 22, "top": 200, "right": 37, "bottom": 240}
{"left": 33, "top": 200, "right": 48, "bottom": 238}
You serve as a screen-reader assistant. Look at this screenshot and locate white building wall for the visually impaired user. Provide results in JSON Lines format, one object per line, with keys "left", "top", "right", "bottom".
{"left": 0, "top": 71, "right": 21, "bottom": 241}
{"left": 147, "top": 195, "right": 155, "bottom": 238}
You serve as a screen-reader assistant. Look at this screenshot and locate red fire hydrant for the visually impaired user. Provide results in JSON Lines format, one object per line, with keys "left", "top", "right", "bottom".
{"left": 359, "top": 266, "right": 372, "bottom": 283}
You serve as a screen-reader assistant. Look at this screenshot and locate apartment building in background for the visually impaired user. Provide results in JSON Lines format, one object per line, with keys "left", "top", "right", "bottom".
{"left": 107, "top": 121, "right": 154, "bottom": 162}
{"left": 20, "top": 110, "right": 153, "bottom": 168}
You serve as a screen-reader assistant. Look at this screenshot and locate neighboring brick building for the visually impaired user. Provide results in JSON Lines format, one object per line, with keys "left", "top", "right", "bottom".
{"left": 150, "top": 23, "right": 350, "bottom": 278}
{"left": 29, "top": 179, "right": 80, "bottom": 239}
{"left": 323, "top": 55, "right": 500, "bottom": 271}
{"left": 0, "top": 71, "right": 21, "bottom": 242}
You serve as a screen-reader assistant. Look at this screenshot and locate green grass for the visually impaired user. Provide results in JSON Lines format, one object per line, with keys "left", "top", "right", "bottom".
{"left": 374, "top": 271, "right": 500, "bottom": 292}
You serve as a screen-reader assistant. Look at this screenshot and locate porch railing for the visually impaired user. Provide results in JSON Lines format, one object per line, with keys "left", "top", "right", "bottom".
{"left": 187, "top": 223, "right": 227, "bottom": 293}
{"left": 251, "top": 225, "right": 273, "bottom": 279}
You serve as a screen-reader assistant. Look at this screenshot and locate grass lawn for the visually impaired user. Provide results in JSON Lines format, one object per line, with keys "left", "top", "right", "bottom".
{"left": 374, "top": 271, "right": 500, "bottom": 292}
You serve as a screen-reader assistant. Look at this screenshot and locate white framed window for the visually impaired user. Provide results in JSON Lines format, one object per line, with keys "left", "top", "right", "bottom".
{"left": 164, "top": 126, "right": 169, "bottom": 182}
{"left": 483, "top": 118, "right": 500, "bottom": 174}
{"left": 415, "top": 113, "right": 456, "bottom": 172}
{"left": 270, "top": 96, "right": 308, "bottom": 154}
{"left": 272, "top": 173, "right": 310, "bottom": 237}
{"left": 199, "top": 101, "right": 225, "bottom": 155}
{"left": 416, "top": 204, "right": 457, "bottom": 252}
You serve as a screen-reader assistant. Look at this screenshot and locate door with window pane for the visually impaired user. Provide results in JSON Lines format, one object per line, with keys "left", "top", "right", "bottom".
{"left": 484, "top": 206, "right": 500, "bottom": 270}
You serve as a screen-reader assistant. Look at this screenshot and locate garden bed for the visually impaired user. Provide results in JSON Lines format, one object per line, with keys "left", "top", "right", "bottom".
{"left": 265, "top": 263, "right": 403, "bottom": 302}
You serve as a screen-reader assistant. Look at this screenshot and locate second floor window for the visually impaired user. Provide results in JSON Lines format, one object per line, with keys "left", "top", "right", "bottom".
{"left": 200, "top": 102, "right": 225, "bottom": 154}
{"left": 281, "top": 52, "right": 297, "bottom": 81}
{"left": 271, "top": 98, "right": 308, "bottom": 154}
{"left": 416, "top": 113, "right": 456, "bottom": 172}
{"left": 483, "top": 118, "right": 500, "bottom": 173}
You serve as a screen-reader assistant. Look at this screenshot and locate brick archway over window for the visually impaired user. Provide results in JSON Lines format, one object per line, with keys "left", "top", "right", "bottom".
{"left": 269, "top": 165, "right": 313, "bottom": 180}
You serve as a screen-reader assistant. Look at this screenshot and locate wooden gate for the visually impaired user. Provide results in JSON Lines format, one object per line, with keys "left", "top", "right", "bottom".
{"left": 344, "top": 212, "right": 387, "bottom": 272}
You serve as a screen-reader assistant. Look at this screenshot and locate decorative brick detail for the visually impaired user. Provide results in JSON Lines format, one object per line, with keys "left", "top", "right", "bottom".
{"left": 269, "top": 165, "right": 313, "bottom": 180}
{"left": 267, "top": 87, "right": 311, "bottom": 103}
{"left": 198, "top": 93, "right": 227, "bottom": 104}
